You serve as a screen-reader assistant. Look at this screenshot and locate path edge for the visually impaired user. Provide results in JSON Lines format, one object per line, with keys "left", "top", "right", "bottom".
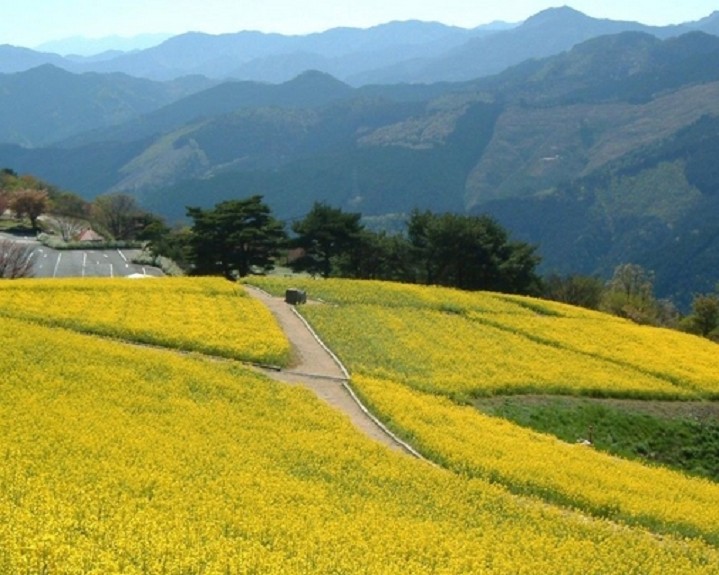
{"left": 247, "top": 285, "right": 426, "bottom": 461}
{"left": 288, "top": 305, "right": 427, "bottom": 461}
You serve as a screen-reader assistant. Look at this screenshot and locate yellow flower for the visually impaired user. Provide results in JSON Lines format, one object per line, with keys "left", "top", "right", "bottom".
{"left": 2, "top": 277, "right": 719, "bottom": 573}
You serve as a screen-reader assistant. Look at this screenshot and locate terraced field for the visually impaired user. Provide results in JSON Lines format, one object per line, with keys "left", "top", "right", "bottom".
{"left": 249, "top": 277, "right": 719, "bottom": 544}
{"left": 1, "top": 276, "right": 718, "bottom": 573}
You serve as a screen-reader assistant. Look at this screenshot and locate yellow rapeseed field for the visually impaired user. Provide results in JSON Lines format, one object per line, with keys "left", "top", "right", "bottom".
{"left": 5, "top": 314, "right": 719, "bottom": 572}
{"left": 4, "top": 276, "right": 719, "bottom": 572}
{"left": 248, "top": 276, "right": 719, "bottom": 542}
{"left": 353, "top": 374, "right": 719, "bottom": 543}
{"left": 303, "top": 302, "right": 694, "bottom": 398}
{"left": 482, "top": 311, "right": 719, "bottom": 396}
{"left": 0, "top": 277, "right": 291, "bottom": 366}
{"left": 251, "top": 277, "right": 716, "bottom": 399}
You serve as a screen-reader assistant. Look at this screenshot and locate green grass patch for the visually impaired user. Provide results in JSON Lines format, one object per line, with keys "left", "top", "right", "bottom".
{"left": 0, "top": 220, "right": 35, "bottom": 235}
{"left": 475, "top": 396, "right": 719, "bottom": 481}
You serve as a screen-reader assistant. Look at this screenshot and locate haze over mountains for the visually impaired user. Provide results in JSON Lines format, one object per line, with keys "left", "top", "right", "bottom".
{"left": 2, "top": 6, "right": 719, "bottom": 306}
{"left": 35, "top": 33, "right": 173, "bottom": 58}
{"left": 3, "top": 7, "right": 719, "bottom": 83}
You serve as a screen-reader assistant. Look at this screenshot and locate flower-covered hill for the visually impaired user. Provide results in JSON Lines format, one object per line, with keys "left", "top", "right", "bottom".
{"left": 249, "top": 277, "right": 719, "bottom": 544}
{"left": 1, "top": 276, "right": 718, "bottom": 573}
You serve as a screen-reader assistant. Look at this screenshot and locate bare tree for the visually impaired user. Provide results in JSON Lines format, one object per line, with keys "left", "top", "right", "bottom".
{"left": 91, "top": 193, "right": 142, "bottom": 240}
{"left": 601, "top": 263, "right": 660, "bottom": 324}
{"left": 52, "top": 215, "right": 87, "bottom": 242}
{"left": 0, "top": 239, "right": 35, "bottom": 278}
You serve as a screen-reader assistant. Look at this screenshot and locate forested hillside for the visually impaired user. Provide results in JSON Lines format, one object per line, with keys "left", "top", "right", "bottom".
{"left": 2, "top": 12, "right": 719, "bottom": 303}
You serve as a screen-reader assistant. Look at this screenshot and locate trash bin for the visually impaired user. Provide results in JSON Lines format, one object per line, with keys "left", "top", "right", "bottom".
{"left": 285, "top": 288, "right": 307, "bottom": 305}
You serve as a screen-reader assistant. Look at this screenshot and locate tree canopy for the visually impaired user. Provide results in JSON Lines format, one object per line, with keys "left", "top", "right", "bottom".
{"left": 9, "top": 188, "right": 48, "bottom": 231}
{"left": 290, "top": 202, "right": 363, "bottom": 278}
{"left": 681, "top": 285, "right": 719, "bottom": 340}
{"left": 186, "top": 196, "right": 286, "bottom": 279}
{"left": 407, "top": 210, "right": 541, "bottom": 294}
{"left": 288, "top": 205, "right": 541, "bottom": 294}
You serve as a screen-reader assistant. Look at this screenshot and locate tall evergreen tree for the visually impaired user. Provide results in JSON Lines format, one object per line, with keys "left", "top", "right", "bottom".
{"left": 187, "top": 196, "right": 286, "bottom": 279}
{"left": 407, "top": 210, "right": 541, "bottom": 294}
{"left": 290, "top": 202, "right": 363, "bottom": 278}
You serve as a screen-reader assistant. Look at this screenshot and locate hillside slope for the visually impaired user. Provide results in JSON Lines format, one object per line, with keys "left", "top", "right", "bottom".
{"left": 1, "top": 276, "right": 718, "bottom": 572}
{"left": 249, "top": 276, "right": 719, "bottom": 543}
{"left": 0, "top": 65, "right": 213, "bottom": 146}
{"left": 4, "top": 277, "right": 719, "bottom": 572}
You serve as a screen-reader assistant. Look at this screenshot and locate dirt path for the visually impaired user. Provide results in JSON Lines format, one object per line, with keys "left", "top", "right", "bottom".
{"left": 245, "top": 286, "right": 419, "bottom": 456}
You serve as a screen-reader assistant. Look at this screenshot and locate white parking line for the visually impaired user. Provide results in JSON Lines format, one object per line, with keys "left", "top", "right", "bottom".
{"left": 117, "top": 249, "right": 128, "bottom": 263}
{"left": 52, "top": 253, "right": 62, "bottom": 278}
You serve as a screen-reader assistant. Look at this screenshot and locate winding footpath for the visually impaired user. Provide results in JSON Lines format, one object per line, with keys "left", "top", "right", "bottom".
{"left": 245, "top": 286, "right": 421, "bottom": 457}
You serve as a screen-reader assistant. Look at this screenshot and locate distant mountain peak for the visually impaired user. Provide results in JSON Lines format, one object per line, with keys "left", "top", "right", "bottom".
{"left": 524, "top": 6, "right": 589, "bottom": 26}
{"left": 19, "top": 62, "right": 73, "bottom": 77}
{"left": 692, "top": 10, "right": 719, "bottom": 24}
{"left": 282, "top": 70, "right": 353, "bottom": 102}
{"left": 287, "top": 69, "right": 348, "bottom": 86}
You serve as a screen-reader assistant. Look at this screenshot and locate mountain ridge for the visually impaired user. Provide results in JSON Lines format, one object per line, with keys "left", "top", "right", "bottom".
{"left": 1, "top": 8, "right": 717, "bottom": 85}
{"left": 0, "top": 65, "right": 214, "bottom": 147}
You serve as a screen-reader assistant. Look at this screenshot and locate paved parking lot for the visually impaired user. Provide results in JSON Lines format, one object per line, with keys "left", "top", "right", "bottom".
{"left": 31, "top": 246, "right": 163, "bottom": 278}
{"left": 2, "top": 234, "right": 163, "bottom": 278}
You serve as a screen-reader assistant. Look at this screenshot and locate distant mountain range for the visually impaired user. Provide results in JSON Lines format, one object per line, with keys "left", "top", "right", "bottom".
{"left": 1, "top": 7, "right": 717, "bottom": 84}
{"left": 1, "top": 7, "right": 719, "bottom": 306}
{"left": 2, "top": 20, "right": 501, "bottom": 84}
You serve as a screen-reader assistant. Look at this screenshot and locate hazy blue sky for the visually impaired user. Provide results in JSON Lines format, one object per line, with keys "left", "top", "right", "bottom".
{"left": 4, "top": 1, "right": 718, "bottom": 48}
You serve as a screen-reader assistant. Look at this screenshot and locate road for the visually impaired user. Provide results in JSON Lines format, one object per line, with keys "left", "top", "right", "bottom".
{"left": 2, "top": 234, "right": 163, "bottom": 278}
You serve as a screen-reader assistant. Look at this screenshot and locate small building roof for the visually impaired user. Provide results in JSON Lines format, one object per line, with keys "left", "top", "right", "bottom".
{"left": 78, "top": 229, "right": 104, "bottom": 242}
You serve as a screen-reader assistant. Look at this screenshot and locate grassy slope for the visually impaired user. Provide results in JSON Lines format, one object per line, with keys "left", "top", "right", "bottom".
{"left": 476, "top": 396, "right": 719, "bottom": 481}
